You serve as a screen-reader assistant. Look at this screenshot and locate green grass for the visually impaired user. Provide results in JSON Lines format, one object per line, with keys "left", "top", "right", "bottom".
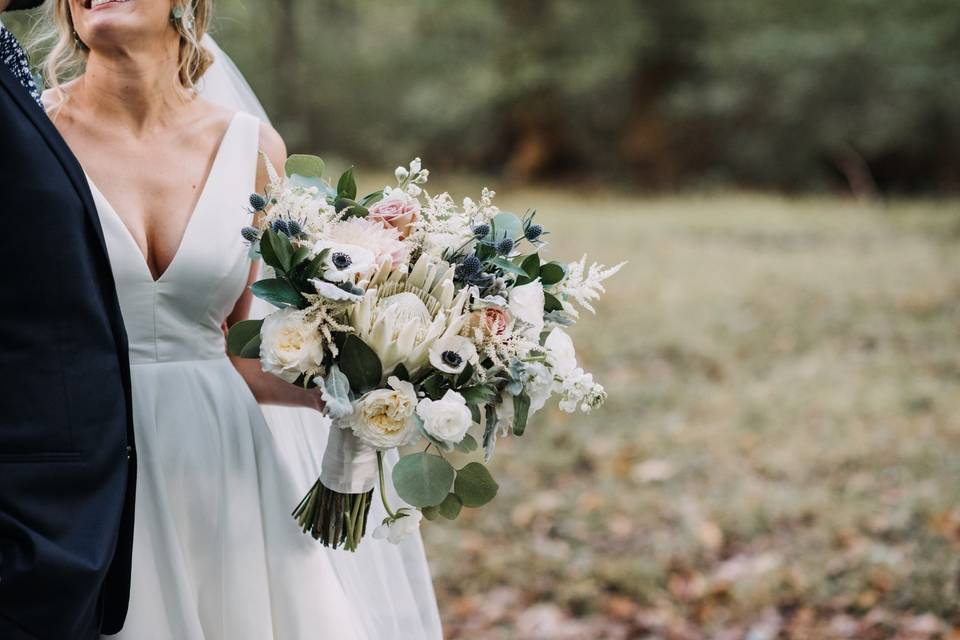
{"left": 415, "top": 191, "right": 960, "bottom": 639}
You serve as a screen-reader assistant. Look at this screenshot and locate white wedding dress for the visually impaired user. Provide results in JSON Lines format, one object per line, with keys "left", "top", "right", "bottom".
{"left": 87, "top": 110, "right": 442, "bottom": 639}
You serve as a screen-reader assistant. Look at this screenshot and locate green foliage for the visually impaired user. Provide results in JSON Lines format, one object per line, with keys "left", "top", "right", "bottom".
{"left": 285, "top": 154, "right": 325, "bottom": 178}
{"left": 453, "top": 462, "right": 499, "bottom": 508}
{"left": 339, "top": 335, "right": 383, "bottom": 394}
{"left": 392, "top": 452, "right": 456, "bottom": 508}
{"left": 226, "top": 319, "right": 263, "bottom": 358}
{"left": 251, "top": 278, "right": 305, "bottom": 308}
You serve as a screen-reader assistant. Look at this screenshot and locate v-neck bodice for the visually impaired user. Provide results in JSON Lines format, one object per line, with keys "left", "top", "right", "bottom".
{"left": 87, "top": 111, "right": 259, "bottom": 364}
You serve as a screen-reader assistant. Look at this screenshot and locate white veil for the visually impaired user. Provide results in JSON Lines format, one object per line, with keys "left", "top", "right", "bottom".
{"left": 198, "top": 35, "right": 443, "bottom": 639}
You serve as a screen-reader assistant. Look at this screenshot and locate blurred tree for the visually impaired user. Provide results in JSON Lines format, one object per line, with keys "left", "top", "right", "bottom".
{"left": 8, "top": 0, "right": 959, "bottom": 192}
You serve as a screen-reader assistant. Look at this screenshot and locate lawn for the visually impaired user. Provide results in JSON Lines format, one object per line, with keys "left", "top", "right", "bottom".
{"left": 417, "top": 190, "right": 960, "bottom": 639}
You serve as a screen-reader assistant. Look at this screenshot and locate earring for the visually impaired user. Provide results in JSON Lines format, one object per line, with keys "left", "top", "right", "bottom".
{"left": 171, "top": 4, "right": 196, "bottom": 31}
{"left": 73, "top": 31, "right": 88, "bottom": 52}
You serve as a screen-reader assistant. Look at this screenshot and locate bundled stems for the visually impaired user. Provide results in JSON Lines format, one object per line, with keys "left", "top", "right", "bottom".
{"left": 292, "top": 479, "right": 372, "bottom": 552}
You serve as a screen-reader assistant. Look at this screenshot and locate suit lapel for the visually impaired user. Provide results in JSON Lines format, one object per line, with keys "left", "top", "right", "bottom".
{"left": 0, "top": 64, "right": 111, "bottom": 261}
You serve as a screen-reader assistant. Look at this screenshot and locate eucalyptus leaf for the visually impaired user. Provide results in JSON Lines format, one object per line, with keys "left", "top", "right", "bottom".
{"left": 512, "top": 392, "right": 531, "bottom": 436}
{"left": 469, "top": 404, "right": 482, "bottom": 425}
{"left": 339, "top": 335, "right": 383, "bottom": 394}
{"left": 226, "top": 318, "right": 263, "bottom": 358}
{"left": 454, "top": 433, "right": 479, "bottom": 454}
{"left": 484, "top": 212, "right": 522, "bottom": 243}
{"left": 285, "top": 154, "right": 325, "bottom": 179}
{"left": 392, "top": 453, "right": 455, "bottom": 508}
{"left": 422, "top": 506, "right": 440, "bottom": 521}
{"left": 453, "top": 462, "right": 499, "bottom": 508}
{"left": 438, "top": 493, "right": 463, "bottom": 520}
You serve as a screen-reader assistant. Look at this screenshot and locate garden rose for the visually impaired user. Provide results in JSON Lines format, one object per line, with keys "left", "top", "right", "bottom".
{"left": 259, "top": 308, "right": 325, "bottom": 382}
{"left": 416, "top": 389, "right": 473, "bottom": 446}
{"left": 350, "top": 376, "right": 419, "bottom": 449}
{"left": 368, "top": 189, "right": 420, "bottom": 239}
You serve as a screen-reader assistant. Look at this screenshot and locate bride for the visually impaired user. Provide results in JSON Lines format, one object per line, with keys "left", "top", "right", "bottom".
{"left": 38, "top": 0, "right": 442, "bottom": 637}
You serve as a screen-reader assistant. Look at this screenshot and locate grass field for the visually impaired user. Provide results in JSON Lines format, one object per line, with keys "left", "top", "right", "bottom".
{"left": 416, "top": 190, "right": 960, "bottom": 639}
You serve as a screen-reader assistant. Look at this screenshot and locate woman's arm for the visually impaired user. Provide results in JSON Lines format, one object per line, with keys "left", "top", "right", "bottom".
{"left": 225, "top": 120, "right": 323, "bottom": 411}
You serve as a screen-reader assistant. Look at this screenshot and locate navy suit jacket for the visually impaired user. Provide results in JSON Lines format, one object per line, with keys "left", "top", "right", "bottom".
{"left": 0, "top": 57, "right": 136, "bottom": 639}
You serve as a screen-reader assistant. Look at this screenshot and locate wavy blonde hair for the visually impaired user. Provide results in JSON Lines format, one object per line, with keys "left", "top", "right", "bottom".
{"left": 35, "top": 0, "right": 213, "bottom": 103}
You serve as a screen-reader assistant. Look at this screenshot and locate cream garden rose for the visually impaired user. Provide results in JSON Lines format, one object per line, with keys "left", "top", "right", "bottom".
{"left": 350, "top": 376, "right": 419, "bottom": 449}
{"left": 259, "top": 308, "right": 326, "bottom": 383}
{"left": 416, "top": 389, "right": 473, "bottom": 446}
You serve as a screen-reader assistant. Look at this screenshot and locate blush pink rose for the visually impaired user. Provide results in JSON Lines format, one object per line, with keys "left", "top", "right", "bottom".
{"left": 467, "top": 307, "right": 512, "bottom": 338}
{"left": 368, "top": 191, "right": 420, "bottom": 239}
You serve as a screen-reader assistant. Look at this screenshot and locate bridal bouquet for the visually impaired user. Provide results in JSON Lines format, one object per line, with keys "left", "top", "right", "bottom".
{"left": 227, "top": 155, "right": 623, "bottom": 550}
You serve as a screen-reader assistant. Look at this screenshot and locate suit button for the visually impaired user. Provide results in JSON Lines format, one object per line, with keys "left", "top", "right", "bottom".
{"left": 126, "top": 446, "right": 132, "bottom": 460}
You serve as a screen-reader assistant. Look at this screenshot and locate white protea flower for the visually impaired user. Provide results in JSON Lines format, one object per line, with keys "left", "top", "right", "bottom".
{"left": 350, "top": 255, "right": 471, "bottom": 377}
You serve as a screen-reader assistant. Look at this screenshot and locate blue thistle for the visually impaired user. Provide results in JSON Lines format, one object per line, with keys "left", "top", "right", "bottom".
{"left": 472, "top": 223, "right": 490, "bottom": 238}
{"left": 249, "top": 193, "right": 267, "bottom": 211}
{"left": 524, "top": 224, "right": 543, "bottom": 241}
{"left": 287, "top": 220, "right": 303, "bottom": 236}
{"left": 496, "top": 237, "right": 515, "bottom": 255}
{"left": 272, "top": 219, "right": 290, "bottom": 235}
{"left": 240, "top": 226, "right": 259, "bottom": 243}
{"left": 461, "top": 254, "right": 482, "bottom": 276}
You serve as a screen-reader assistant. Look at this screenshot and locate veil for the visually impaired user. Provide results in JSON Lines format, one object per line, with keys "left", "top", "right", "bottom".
{"left": 197, "top": 35, "right": 443, "bottom": 639}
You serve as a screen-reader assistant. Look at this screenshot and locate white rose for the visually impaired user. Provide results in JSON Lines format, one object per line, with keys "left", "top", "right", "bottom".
{"left": 372, "top": 509, "right": 422, "bottom": 544}
{"left": 428, "top": 335, "right": 478, "bottom": 375}
{"left": 350, "top": 376, "right": 419, "bottom": 449}
{"left": 260, "top": 308, "right": 325, "bottom": 383}
{"left": 312, "top": 241, "right": 376, "bottom": 283}
{"left": 416, "top": 390, "right": 472, "bottom": 445}
{"left": 544, "top": 327, "right": 578, "bottom": 377}
{"left": 508, "top": 280, "right": 545, "bottom": 341}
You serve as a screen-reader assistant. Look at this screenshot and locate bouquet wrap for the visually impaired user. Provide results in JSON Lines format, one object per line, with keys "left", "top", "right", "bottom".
{"left": 319, "top": 419, "right": 378, "bottom": 494}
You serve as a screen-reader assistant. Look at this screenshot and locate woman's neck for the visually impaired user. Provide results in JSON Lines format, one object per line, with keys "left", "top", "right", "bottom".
{"left": 72, "top": 39, "right": 190, "bottom": 135}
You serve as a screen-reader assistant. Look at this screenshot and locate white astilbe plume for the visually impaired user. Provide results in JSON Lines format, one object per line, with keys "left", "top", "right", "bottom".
{"left": 301, "top": 295, "right": 356, "bottom": 359}
{"left": 554, "top": 255, "right": 626, "bottom": 317}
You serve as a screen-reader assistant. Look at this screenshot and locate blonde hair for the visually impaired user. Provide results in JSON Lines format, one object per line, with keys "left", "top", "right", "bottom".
{"left": 35, "top": 0, "right": 213, "bottom": 103}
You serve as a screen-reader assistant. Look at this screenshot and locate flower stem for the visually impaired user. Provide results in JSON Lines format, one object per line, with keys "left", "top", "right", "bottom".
{"left": 376, "top": 451, "right": 397, "bottom": 519}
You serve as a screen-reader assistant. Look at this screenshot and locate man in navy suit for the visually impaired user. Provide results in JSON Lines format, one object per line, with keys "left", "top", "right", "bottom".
{"left": 0, "top": 2, "right": 136, "bottom": 638}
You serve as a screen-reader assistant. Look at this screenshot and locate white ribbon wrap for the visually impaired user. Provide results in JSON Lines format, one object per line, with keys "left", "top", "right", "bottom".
{"left": 318, "top": 418, "right": 379, "bottom": 494}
